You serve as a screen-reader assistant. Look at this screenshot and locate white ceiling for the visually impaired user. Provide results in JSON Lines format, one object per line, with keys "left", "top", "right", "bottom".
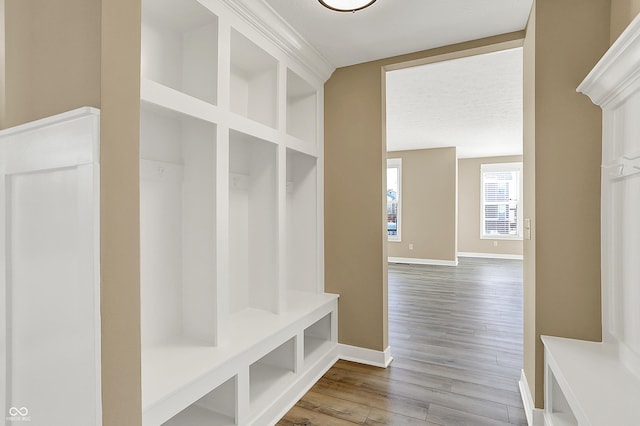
{"left": 263, "top": 0, "right": 531, "bottom": 158}
{"left": 263, "top": 0, "right": 532, "bottom": 68}
{"left": 386, "top": 48, "right": 523, "bottom": 158}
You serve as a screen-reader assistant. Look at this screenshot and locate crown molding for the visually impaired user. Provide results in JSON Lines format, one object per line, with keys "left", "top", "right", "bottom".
{"left": 578, "top": 13, "right": 640, "bottom": 108}
{"left": 220, "top": 0, "right": 335, "bottom": 84}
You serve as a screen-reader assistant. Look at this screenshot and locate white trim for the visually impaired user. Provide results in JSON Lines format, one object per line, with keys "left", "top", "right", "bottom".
{"left": 383, "top": 40, "right": 524, "bottom": 74}
{"left": 388, "top": 257, "right": 458, "bottom": 266}
{"left": 457, "top": 252, "right": 523, "bottom": 260}
{"left": 577, "top": 12, "right": 640, "bottom": 108}
{"left": 338, "top": 344, "right": 393, "bottom": 368}
{"left": 519, "top": 370, "right": 544, "bottom": 426}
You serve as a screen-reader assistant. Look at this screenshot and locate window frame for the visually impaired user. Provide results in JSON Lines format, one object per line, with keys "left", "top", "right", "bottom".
{"left": 480, "top": 162, "right": 523, "bottom": 241}
{"left": 387, "top": 158, "right": 402, "bottom": 242}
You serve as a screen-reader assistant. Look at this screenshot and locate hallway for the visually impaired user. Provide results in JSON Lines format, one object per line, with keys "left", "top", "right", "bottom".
{"left": 279, "top": 258, "right": 526, "bottom": 425}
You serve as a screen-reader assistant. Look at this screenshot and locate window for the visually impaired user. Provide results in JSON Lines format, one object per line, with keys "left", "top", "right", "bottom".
{"left": 387, "top": 158, "right": 401, "bottom": 241}
{"left": 481, "top": 162, "right": 522, "bottom": 239}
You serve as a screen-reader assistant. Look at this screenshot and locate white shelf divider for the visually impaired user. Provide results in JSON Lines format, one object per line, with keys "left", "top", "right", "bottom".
{"left": 141, "top": 79, "right": 222, "bottom": 124}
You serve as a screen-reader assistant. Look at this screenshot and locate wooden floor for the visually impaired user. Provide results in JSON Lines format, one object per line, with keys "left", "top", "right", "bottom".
{"left": 278, "top": 257, "right": 526, "bottom": 426}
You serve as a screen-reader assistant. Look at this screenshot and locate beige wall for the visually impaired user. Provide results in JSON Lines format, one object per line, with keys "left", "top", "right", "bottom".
{"left": 458, "top": 155, "right": 523, "bottom": 256}
{"left": 4, "top": 0, "right": 101, "bottom": 128}
{"left": 611, "top": 0, "right": 640, "bottom": 41}
{"left": 387, "top": 148, "right": 457, "bottom": 261}
{"left": 101, "top": 1, "right": 142, "bottom": 425}
{"left": 325, "top": 31, "right": 525, "bottom": 352}
{"left": 524, "top": 0, "right": 609, "bottom": 407}
{"left": 4, "top": 1, "right": 143, "bottom": 424}
{"left": 327, "top": 0, "right": 610, "bottom": 406}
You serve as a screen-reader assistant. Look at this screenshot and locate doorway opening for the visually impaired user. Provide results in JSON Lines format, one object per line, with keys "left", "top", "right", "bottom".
{"left": 383, "top": 46, "right": 526, "bottom": 424}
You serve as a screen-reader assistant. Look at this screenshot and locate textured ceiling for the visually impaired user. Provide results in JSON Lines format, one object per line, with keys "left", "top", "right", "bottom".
{"left": 263, "top": 0, "right": 532, "bottom": 68}
{"left": 385, "top": 48, "right": 523, "bottom": 158}
{"left": 262, "top": 0, "right": 529, "bottom": 158}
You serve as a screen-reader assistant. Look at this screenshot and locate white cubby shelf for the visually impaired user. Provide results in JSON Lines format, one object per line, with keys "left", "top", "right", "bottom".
{"left": 142, "top": 294, "right": 338, "bottom": 425}
{"left": 140, "top": 102, "right": 218, "bottom": 349}
{"left": 142, "top": 0, "right": 219, "bottom": 106}
{"left": 228, "top": 130, "right": 278, "bottom": 317}
{"left": 230, "top": 28, "right": 278, "bottom": 129}
{"left": 304, "top": 313, "right": 333, "bottom": 365}
{"left": 286, "top": 149, "right": 320, "bottom": 298}
{"left": 139, "top": 0, "right": 336, "bottom": 424}
{"left": 286, "top": 69, "right": 318, "bottom": 145}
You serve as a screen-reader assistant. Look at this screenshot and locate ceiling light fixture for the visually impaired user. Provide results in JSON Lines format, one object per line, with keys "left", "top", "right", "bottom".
{"left": 318, "top": 0, "right": 376, "bottom": 12}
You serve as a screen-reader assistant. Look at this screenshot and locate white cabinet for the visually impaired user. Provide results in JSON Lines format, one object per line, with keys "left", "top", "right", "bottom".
{"left": 139, "top": 0, "right": 336, "bottom": 424}
{"left": 541, "top": 12, "right": 640, "bottom": 426}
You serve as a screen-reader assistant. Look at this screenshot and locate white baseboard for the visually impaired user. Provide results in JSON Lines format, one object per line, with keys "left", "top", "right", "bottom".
{"left": 519, "top": 370, "right": 544, "bottom": 426}
{"left": 388, "top": 257, "right": 458, "bottom": 266}
{"left": 338, "top": 344, "right": 393, "bottom": 368}
{"left": 458, "top": 252, "right": 523, "bottom": 260}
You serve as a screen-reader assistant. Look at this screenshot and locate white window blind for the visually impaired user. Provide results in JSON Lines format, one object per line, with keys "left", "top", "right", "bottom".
{"left": 481, "top": 162, "right": 522, "bottom": 239}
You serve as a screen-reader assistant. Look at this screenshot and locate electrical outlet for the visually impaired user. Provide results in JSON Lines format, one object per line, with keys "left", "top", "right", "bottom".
{"left": 409, "top": 243, "right": 414, "bottom": 250}
{"left": 493, "top": 241, "right": 498, "bottom": 247}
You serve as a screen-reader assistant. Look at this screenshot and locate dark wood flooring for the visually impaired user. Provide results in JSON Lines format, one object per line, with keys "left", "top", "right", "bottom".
{"left": 278, "top": 257, "right": 526, "bottom": 426}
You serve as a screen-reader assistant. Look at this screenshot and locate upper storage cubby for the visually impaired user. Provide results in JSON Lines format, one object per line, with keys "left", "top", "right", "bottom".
{"left": 228, "top": 130, "right": 278, "bottom": 316}
{"left": 286, "top": 69, "right": 317, "bottom": 144}
{"left": 286, "top": 149, "right": 318, "bottom": 295}
{"left": 230, "top": 29, "right": 278, "bottom": 128}
{"left": 141, "top": 0, "right": 218, "bottom": 105}
{"left": 140, "top": 103, "right": 217, "bottom": 347}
